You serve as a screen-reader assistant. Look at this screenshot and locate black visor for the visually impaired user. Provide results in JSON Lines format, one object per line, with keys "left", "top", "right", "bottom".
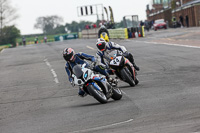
{"left": 63, "top": 52, "right": 73, "bottom": 61}
{"left": 97, "top": 42, "right": 106, "bottom": 51}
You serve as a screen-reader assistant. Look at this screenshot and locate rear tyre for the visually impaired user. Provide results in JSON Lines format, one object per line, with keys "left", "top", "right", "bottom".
{"left": 111, "top": 88, "right": 122, "bottom": 100}
{"left": 87, "top": 84, "right": 107, "bottom": 104}
{"left": 120, "top": 68, "right": 135, "bottom": 86}
{"left": 135, "top": 77, "right": 139, "bottom": 85}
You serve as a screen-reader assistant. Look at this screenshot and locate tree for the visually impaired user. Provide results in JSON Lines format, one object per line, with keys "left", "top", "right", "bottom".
{"left": 65, "top": 21, "right": 79, "bottom": 32}
{"left": 65, "top": 20, "right": 93, "bottom": 33}
{"left": 171, "top": 0, "right": 176, "bottom": 10}
{"left": 115, "top": 20, "right": 124, "bottom": 28}
{"left": 0, "top": 0, "right": 18, "bottom": 29}
{"left": 53, "top": 25, "right": 66, "bottom": 34}
{"left": 34, "top": 15, "right": 63, "bottom": 34}
{"left": 1, "top": 25, "right": 20, "bottom": 46}
{"left": 0, "top": 0, "right": 18, "bottom": 44}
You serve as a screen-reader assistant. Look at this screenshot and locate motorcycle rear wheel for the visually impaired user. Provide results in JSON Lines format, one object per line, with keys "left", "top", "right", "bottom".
{"left": 135, "top": 77, "right": 139, "bottom": 85}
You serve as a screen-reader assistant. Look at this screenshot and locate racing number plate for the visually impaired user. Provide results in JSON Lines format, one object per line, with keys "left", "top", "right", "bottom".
{"left": 110, "top": 56, "right": 122, "bottom": 66}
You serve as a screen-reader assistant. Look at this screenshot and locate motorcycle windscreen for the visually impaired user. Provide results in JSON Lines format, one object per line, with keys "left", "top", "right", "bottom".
{"left": 72, "top": 65, "right": 83, "bottom": 78}
{"left": 107, "top": 50, "right": 122, "bottom": 60}
{"left": 106, "top": 50, "right": 117, "bottom": 61}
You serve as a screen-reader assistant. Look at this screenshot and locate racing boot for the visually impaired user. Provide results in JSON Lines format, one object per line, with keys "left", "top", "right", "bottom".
{"left": 127, "top": 53, "right": 140, "bottom": 71}
{"left": 132, "top": 62, "right": 140, "bottom": 71}
{"left": 107, "top": 76, "right": 118, "bottom": 86}
{"left": 78, "top": 87, "right": 87, "bottom": 97}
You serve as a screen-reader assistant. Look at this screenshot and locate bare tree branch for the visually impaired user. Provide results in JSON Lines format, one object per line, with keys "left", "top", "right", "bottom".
{"left": 0, "top": 0, "right": 18, "bottom": 28}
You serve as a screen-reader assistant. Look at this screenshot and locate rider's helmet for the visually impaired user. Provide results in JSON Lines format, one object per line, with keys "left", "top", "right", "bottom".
{"left": 100, "top": 25, "right": 106, "bottom": 30}
{"left": 96, "top": 38, "right": 107, "bottom": 51}
{"left": 100, "top": 32, "right": 109, "bottom": 42}
{"left": 63, "top": 48, "right": 75, "bottom": 61}
{"left": 99, "top": 25, "right": 109, "bottom": 42}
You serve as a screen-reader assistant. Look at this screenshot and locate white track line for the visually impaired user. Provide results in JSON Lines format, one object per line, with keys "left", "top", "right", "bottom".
{"left": 135, "top": 40, "right": 200, "bottom": 49}
{"left": 87, "top": 45, "right": 95, "bottom": 50}
{"left": 70, "top": 91, "right": 132, "bottom": 133}
{"left": 44, "top": 58, "right": 59, "bottom": 84}
{"left": 70, "top": 119, "right": 133, "bottom": 133}
{"left": 121, "top": 90, "right": 127, "bottom": 95}
{"left": 0, "top": 49, "right": 5, "bottom": 53}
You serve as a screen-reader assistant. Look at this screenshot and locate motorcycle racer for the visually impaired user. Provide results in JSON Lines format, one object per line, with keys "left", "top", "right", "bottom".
{"left": 63, "top": 48, "right": 117, "bottom": 97}
{"left": 98, "top": 25, "right": 110, "bottom": 41}
{"left": 95, "top": 38, "right": 140, "bottom": 71}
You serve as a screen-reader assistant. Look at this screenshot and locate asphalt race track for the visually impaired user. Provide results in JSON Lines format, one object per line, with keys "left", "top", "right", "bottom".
{"left": 1, "top": 28, "right": 200, "bottom": 133}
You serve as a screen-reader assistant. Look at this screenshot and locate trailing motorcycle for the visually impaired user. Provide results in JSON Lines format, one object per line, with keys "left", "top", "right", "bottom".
{"left": 100, "top": 32, "right": 109, "bottom": 42}
{"left": 108, "top": 50, "right": 139, "bottom": 86}
{"left": 71, "top": 63, "right": 122, "bottom": 104}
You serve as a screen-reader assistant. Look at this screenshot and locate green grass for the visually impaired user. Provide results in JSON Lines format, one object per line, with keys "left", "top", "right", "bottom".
{"left": 17, "top": 33, "right": 77, "bottom": 44}
{"left": 17, "top": 34, "right": 56, "bottom": 44}
{"left": 0, "top": 44, "right": 11, "bottom": 52}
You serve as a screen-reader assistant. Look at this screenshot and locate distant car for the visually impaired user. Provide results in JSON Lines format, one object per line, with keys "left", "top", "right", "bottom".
{"left": 153, "top": 19, "right": 167, "bottom": 31}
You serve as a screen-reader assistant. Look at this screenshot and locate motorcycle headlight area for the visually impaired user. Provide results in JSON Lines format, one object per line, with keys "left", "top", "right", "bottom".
{"left": 83, "top": 70, "right": 89, "bottom": 79}
{"left": 84, "top": 73, "right": 88, "bottom": 78}
{"left": 78, "top": 80, "right": 82, "bottom": 84}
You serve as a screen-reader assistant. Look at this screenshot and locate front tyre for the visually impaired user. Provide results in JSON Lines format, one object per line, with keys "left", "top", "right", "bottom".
{"left": 120, "top": 68, "right": 135, "bottom": 86}
{"left": 87, "top": 84, "right": 107, "bottom": 104}
{"left": 111, "top": 88, "right": 122, "bottom": 100}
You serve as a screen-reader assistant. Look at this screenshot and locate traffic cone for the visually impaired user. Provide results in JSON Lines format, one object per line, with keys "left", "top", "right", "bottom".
{"left": 139, "top": 31, "right": 141, "bottom": 37}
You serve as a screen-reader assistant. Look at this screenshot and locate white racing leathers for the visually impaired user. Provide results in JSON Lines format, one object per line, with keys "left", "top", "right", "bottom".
{"left": 96, "top": 41, "right": 127, "bottom": 68}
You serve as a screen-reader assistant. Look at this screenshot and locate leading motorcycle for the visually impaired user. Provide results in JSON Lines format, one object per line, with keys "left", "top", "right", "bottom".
{"left": 71, "top": 63, "right": 122, "bottom": 104}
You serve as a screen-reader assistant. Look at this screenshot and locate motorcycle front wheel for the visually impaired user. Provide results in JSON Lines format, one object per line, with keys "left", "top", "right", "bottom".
{"left": 87, "top": 84, "right": 108, "bottom": 104}
{"left": 111, "top": 88, "right": 122, "bottom": 100}
{"left": 120, "top": 68, "right": 135, "bottom": 86}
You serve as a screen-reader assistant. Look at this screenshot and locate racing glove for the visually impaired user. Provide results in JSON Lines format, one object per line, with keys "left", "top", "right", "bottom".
{"left": 69, "top": 78, "right": 75, "bottom": 87}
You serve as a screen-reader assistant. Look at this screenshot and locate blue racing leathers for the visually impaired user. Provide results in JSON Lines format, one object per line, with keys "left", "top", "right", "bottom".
{"left": 65, "top": 52, "right": 109, "bottom": 82}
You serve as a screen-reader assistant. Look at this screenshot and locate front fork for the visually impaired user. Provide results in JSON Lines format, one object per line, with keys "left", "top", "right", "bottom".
{"left": 124, "top": 58, "right": 136, "bottom": 80}
{"left": 86, "top": 77, "right": 113, "bottom": 99}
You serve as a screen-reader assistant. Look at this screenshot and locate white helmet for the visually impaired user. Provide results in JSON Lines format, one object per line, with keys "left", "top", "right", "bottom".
{"left": 96, "top": 38, "right": 106, "bottom": 51}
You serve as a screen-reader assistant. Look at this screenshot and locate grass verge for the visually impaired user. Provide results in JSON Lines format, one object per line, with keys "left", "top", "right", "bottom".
{"left": 0, "top": 45, "right": 9, "bottom": 52}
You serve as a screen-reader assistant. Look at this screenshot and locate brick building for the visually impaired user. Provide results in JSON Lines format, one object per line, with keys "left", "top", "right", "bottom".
{"left": 146, "top": 0, "right": 200, "bottom": 27}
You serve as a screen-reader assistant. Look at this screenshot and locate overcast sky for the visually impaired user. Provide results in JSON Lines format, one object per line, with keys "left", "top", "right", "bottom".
{"left": 12, "top": 0, "right": 151, "bottom": 35}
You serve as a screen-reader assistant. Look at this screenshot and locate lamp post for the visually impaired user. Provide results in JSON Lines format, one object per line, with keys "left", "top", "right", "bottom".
{"left": 176, "top": 0, "right": 183, "bottom": 8}
{"left": 180, "top": 0, "right": 183, "bottom": 6}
